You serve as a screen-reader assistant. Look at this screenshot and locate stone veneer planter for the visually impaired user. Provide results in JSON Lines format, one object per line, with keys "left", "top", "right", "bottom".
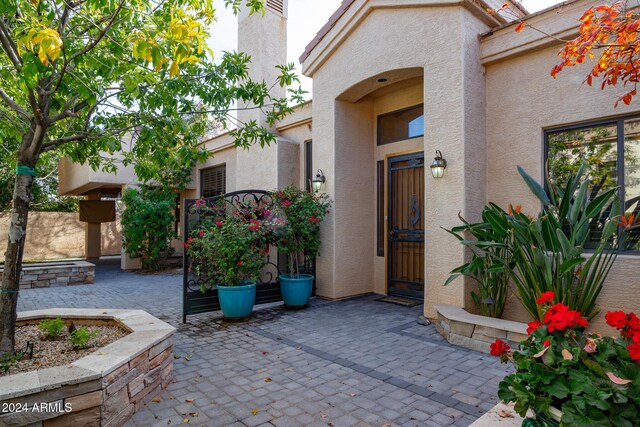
{"left": 0, "top": 260, "right": 95, "bottom": 289}
{"left": 435, "top": 305, "right": 529, "bottom": 353}
{"left": 0, "top": 308, "right": 175, "bottom": 427}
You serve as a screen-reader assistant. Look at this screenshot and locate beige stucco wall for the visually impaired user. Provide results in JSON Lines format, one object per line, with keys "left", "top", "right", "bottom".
{"left": 484, "top": 26, "right": 640, "bottom": 333}
{"left": 0, "top": 212, "right": 120, "bottom": 261}
{"left": 305, "top": 4, "right": 491, "bottom": 305}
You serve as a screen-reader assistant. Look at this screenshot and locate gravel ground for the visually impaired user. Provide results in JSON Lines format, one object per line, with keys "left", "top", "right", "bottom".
{"left": 1, "top": 321, "right": 128, "bottom": 377}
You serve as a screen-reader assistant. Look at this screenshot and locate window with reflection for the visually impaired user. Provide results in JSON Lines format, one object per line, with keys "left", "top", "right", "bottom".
{"left": 377, "top": 104, "right": 424, "bottom": 145}
{"left": 546, "top": 118, "right": 640, "bottom": 252}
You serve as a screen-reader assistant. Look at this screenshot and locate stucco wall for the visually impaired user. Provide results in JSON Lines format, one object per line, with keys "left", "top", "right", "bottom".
{"left": 307, "top": 5, "right": 491, "bottom": 305}
{"left": 484, "top": 39, "right": 640, "bottom": 333}
{"left": 0, "top": 212, "right": 121, "bottom": 261}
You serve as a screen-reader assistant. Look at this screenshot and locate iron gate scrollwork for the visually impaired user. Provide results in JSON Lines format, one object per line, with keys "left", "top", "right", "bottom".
{"left": 182, "top": 190, "right": 315, "bottom": 322}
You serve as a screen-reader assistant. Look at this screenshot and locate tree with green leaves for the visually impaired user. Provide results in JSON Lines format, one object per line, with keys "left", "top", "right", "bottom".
{"left": 0, "top": 0, "right": 304, "bottom": 354}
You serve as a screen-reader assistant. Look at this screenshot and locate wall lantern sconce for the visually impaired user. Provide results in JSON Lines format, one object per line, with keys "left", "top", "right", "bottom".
{"left": 312, "top": 169, "right": 326, "bottom": 192}
{"left": 430, "top": 150, "right": 447, "bottom": 178}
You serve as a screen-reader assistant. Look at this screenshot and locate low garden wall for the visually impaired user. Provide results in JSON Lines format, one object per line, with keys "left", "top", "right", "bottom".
{"left": 435, "top": 304, "right": 528, "bottom": 353}
{"left": 0, "top": 308, "right": 175, "bottom": 427}
{"left": 0, "top": 260, "right": 95, "bottom": 289}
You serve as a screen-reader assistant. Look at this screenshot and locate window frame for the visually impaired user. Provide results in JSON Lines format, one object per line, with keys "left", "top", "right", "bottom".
{"left": 376, "top": 103, "right": 425, "bottom": 146}
{"left": 200, "top": 164, "right": 227, "bottom": 198}
{"left": 543, "top": 115, "right": 638, "bottom": 254}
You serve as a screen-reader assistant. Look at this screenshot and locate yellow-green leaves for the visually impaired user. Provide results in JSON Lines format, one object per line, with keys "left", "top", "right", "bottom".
{"left": 20, "top": 27, "right": 63, "bottom": 65}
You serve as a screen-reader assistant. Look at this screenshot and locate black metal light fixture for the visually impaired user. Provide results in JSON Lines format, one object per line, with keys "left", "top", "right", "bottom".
{"left": 430, "top": 150, "right": 447, "bottom": 178}
{"left": 311, "top": 169, "right": 326, "bottom": 192}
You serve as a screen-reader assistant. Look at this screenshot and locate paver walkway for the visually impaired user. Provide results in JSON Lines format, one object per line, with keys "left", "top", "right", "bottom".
{"left": 17, "top": 258, "right": 512, "bottom": 427}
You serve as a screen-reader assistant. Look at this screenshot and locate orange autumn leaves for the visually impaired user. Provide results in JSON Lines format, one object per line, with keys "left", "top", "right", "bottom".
{"left": 551, "top": 1, "right": 640, "bottom": 106}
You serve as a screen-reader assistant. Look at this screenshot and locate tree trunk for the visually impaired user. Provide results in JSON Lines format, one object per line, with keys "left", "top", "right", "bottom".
{"left": 0, "top": 173, "right": 34, "bottom": 353}
{"left": 0, "top": 125, "right": 41, "bottom": 354}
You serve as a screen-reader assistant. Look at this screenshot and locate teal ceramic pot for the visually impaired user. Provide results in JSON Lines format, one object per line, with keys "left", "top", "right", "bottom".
{"left": 217, "top": 281, "right": 256, "bottom": 319}
{"left": 279, "top": 274, "right": 314, "bottom": 308}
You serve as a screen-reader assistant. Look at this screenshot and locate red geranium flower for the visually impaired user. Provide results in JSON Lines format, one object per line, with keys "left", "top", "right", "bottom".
{"left": 237, "top": 261, "right": 243, "bottom": 266}
{"left": 282, "top": 200, "right": 292, "bottom": 207}
{"left": 536, "top": 291, "right": 555, "bottom": 305}
{"left": 216, "top": 221, "right": 223, "bottom": 227}
{"left": 490, "top": 339, "right": 510, "bottom": 357}
{"left": 195, "top": 199, "right": 205, "bottom": 207}
{"left": 543, "top": 340, "right": 551, "bottom": 347}
{"left": 543, "top": 303, "right": 588, "bottom": 332}
{"left": 187, "top": 237, "right": 194, "bottom": 243}
{"left": 606, "top": 311, "right": 628, "bottom": 329}
{"left": 527, "top": 321, "right": 543, "bottom": 334}
{"left": 627, "top": 342, "right": 640, "bottom": 364}
{"left": 198, "top": 230, "right": 205, "bottom": 238}
{"left": 308, "top": 215, "right": 320, "bottom": 223}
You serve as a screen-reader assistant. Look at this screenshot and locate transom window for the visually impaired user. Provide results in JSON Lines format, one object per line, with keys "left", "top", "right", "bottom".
{"left": 545, "top": 117, "right": 640, "bottom": 252}
{"left": 377, "top": 104, "right": 424, "bottom": 145}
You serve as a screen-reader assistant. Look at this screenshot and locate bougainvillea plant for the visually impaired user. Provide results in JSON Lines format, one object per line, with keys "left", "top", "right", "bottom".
{"left": 186, "top": 199, "right": 270, "bottom": 288}
{"left": 272, "top": 185, "right": 332, "bottom": 277}
{"left": 493, "top": 292, "right": 640, "bottom": 426}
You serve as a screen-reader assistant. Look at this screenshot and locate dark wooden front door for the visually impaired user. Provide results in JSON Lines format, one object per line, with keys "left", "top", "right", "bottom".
{"left": 388, "top": 152, "right": 425, "bottom": 300}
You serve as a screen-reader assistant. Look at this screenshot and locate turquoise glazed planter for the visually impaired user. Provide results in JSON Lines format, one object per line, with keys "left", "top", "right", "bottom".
{"left": 217, "top": 281, "right": 256, "bottom": 319}
{"left": 279, "top": 274, "right": 314, "bottom": 308}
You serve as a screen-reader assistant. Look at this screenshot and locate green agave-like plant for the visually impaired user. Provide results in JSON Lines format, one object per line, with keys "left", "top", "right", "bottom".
{"left": 513, "top": 164, "right": 620, "bottom": 321}
{"left": 446, "top": 164, "right": 623, "bottom": 321}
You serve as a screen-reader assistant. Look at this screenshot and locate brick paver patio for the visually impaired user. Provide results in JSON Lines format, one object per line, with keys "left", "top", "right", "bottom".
{"left": 17, "top": 258, "right": 511, "bottom": 426}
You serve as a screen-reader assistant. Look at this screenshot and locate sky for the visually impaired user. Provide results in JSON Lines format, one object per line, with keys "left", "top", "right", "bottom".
{"left": 208, "top": 0, "right": 566, "bottom": 97}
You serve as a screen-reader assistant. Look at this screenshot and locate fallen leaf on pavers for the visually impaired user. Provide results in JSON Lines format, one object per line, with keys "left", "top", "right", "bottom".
{"left": 185, "top": 399, "right": 193, "bottom": 403}
{"left": 264, "top": 378, "right": 272, "bottom": 382}
{"left": 151, "top": 398, "right": 161, "bottom": 403}
{"left": 189, "top": 412, "right": 198, "bottom": 417}
{"left": 167, "top": 420, "right": 172, "bottom": 425}
{"left": 174, "top": 355, "right": 181, "bottom": 360}
{"left": 327, "top": 423, "right": 334, "bottom": 427}
{"left": 498, "top": 409, "right": 513, "bottom": 418}
{"left": 349, "top": 393, "right": 356, "bottom": 397}
{"left": 185, "top": 354, "right": 193, "bottom": 361}
{"left": 183, "top": 418, "right": 190, "bottom": 423}
{"left": 382, "top": 424, "right": 391, "bottom": 427}
{"left": 261, "top": 351, "right": 268, "bottom": 355}
{"left": 251, "top": 409, "right": 259, "bottom": 416}
{"left": 320, "top": 413, "right": 327, "bottom": 419}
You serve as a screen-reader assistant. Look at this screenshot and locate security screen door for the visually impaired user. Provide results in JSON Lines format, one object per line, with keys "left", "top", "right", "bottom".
{"left": 387, "top": 152, "right": 425, "bottom": 299}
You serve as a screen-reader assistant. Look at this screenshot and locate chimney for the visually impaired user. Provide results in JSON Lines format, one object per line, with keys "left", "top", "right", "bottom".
{"left": 235, "top": 0, "right": 289, "bottom": 190}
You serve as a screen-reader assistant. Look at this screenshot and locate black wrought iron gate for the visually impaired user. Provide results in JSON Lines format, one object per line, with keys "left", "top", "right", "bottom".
{"left": 388, "top": 153, "right": 425, "bottom": 300}
{"left": 182, "top": 190, "right": 315, "bottom": 322}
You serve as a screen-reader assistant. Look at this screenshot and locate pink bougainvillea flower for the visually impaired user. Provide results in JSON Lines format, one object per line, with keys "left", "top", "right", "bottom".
{"left": 195, "top": 199, "right": 205, "bottom": 207}
{"left": 282, "top": 200, "right": 292, "bottom": 207}
{"left": 308, "top": 215, "right": 320, "bottom": 223}
{"left": 536, "top": 291, "right": 555, "bottom": 305}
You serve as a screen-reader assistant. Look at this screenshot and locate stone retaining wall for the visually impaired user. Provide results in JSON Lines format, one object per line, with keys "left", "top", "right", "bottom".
{"left": 0, "top": 261, "right": 95, "bottom": 289}
{"left": 0, "top": 309, "right": 175, "bottom": 427}
{"left": 435, "top": 304, "right": 529, "bottom": 353}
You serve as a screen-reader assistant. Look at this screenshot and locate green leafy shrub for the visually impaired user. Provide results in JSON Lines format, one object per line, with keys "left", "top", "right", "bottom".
{"left": 121, "top": 187, "right": 177, "bottom": 271}
{"left": 444, "top": 204, "right": 514, "bottom": 318}
{"left": 38, "top": 318, "right": 65, "bottom": 340}
{"left": 0, "top": 351, "right": 24, "bottom": 373}
{"left": 272, "top": 185, "right": 332, "bottom": 276}
{"left": 70, "top": 327, "right": 98, "bottom": 350}
{"left": 493, "top": 292, "right": 640, "bottom": 426}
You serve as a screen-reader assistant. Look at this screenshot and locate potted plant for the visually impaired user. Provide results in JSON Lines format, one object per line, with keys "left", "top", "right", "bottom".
{"left": 186, "top": 200, "right": 268, "bottom": 319}
{"left": 491, "top": 291, "right": 640, "bottom": 426}
{"left": 272, "top": 185, "right": 331, "bottom": 308}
